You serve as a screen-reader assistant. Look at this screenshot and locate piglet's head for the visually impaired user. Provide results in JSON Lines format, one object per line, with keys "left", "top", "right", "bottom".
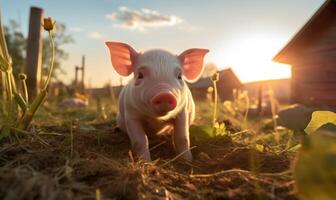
{"left": 105, "top": 41, "right": 209, "bottom": 117}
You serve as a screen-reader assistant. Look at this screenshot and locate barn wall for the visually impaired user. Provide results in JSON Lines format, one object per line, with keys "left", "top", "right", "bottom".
{"left": 291, "top": 16, "right": 336, "bottom": 107}
{"left": 244, "top": 79, "right": 290, "bottom": 103}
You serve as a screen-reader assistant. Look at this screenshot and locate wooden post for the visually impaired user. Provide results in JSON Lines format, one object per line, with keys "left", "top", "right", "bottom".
{"left": 81, "top": 55, "right": 85, "bottom": 92}
{"left": 74, "top": 66, "right": 78, "bottom": 86}
{"left": 25, "top": 7, "right": 43, "bottom": 101}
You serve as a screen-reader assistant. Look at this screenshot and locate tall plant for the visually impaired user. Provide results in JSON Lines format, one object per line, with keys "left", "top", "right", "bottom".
{"left": 0, "top": 13, "right": 56, "bottom": 138}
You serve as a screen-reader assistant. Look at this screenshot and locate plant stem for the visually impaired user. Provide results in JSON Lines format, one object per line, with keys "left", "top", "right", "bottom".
{"left": 212, "top": 80, "right": 218, "bottom": 127}
{"left": 10, "top": 72, "right": 17, "bottom": 93}
{"left": 1, "top": 73, "right": 5, "bottom": 113}
{"left": 13, "top": 93, "right": 27, "bottom": 112}
{"left": 43, "top": 31, "right": 55, "bottom": 90}
{"left": 5, "top": 70, "right": 12, "bottom": 107}
{"left": 17, "top": 90, "right": 47, "bottom": 130}
{"left": 21, "top": 79, "right": 28, "bottom": 103}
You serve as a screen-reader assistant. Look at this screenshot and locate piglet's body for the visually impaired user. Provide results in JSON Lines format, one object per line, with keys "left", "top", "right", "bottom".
{"left": 106, "top": 42, "right": 209, "bottom": 162}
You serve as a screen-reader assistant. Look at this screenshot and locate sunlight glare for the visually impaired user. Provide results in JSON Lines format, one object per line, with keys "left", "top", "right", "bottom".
{"left": 212, "top": 34, "right": 291, "bottom": 83}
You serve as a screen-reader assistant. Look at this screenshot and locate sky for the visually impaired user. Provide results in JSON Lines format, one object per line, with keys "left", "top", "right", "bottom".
{"left": 1, "top": 0, "right": 325, "bottom": 87}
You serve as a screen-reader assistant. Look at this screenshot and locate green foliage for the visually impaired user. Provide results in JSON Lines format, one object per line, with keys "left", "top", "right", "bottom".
{"left": 4, "top": 20, "right": 73, "bottom": 80}
{"left": 294, "top": 132, "right": 336, "bottom": 200}
{"left": 222, "top": 89, "right": 250, "bottom": 125}
{"left": 292, "top": 111, "right": 336, "bottom": 200}
{"left": 0, "top": 14, "right": 57, "bottom": 138}
{"left": 4, "top": 20, "right": 25, "bottom": 76}
{"left": 190, "top": 124, "right": 229, "bottom": 139}
{"left": 213, "top": 122, "right": 227, "bottom": 137}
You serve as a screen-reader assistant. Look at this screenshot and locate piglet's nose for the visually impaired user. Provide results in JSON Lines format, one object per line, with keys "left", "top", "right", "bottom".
{"left": 150, "top": 93, "right": 177, "bottom": 114}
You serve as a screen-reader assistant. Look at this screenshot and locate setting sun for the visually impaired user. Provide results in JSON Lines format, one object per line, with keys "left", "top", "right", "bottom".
{"left": 211, "top": 34, "right": 291, "bottom": 83}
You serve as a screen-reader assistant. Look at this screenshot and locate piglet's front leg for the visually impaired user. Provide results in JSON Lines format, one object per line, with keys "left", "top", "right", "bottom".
{"left": 126, "top": 118, "right": 151, "bottom": 162}
{"left": 173, "top": 108, "right": 193, "bottom": 161}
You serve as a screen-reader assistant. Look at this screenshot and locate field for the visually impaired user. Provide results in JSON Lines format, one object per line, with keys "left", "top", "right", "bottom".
{"left": 0, "top": 98, "right": 301, "bottom": 200}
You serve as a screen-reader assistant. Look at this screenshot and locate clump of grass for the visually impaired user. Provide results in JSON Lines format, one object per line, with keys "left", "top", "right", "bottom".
{"left": 0, "top": 14, "right": 57, "bottom": 138}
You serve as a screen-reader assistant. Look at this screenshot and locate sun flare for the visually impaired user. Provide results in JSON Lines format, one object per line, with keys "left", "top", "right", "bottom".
{"left": 211, "top": 35, "right": 291, "bottom": 83}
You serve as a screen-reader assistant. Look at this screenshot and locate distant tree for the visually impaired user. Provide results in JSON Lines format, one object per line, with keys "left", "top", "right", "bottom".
{"left": 41, "top": 23, "right": 74, "bottom": 81}
{"left": 202, "top": 62, "right": 218, "bottom": 77}
{"left": 4, "top": 20, "right": 74, "bottom": 81}
{"left": 4, "top": 20, "right": 26, "bottom": 76}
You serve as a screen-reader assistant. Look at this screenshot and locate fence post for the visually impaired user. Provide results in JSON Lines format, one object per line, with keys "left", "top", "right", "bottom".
{"left": 74, "top": 66, "right": 79, "bottom": 86}
{"left": 81, "top": 55, "right": 85, "bottom": 93}
{"left": 25, "top": 7, "right": 43, "bottom": 101}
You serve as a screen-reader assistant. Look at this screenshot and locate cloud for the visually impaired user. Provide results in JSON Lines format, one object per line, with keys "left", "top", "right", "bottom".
{"left": 88, "top": 32, "right": 103, "bottom": 40}
{"left": 70, "top": 27, "right": 83, "bottom": 32}
{"left": 106, "top": 6, "right": 182, "bottom": 31}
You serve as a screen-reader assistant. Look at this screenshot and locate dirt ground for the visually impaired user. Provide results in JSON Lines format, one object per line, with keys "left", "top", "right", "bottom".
{"left": 0, "top": 113, "right": 297, "bottom": 200}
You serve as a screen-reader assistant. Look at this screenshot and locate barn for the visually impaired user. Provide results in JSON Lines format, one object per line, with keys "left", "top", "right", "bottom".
{"left": 273, "top": 0, "right": 336, "bottom": 108}
{"left": 189, "top": 68, "right": 243, "bottom": 101}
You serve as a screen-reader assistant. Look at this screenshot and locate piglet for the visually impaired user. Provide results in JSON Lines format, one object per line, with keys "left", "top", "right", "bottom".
{"left": 105, "top": 41, "right": 209, "bottom": 162}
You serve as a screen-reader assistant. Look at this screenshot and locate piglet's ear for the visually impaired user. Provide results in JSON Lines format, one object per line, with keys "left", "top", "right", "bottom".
{"left": 105, "top": 41, "right": 138, "bottom": 76}
{"left": 179, "top": 48, "right": 209, "bottom": 83}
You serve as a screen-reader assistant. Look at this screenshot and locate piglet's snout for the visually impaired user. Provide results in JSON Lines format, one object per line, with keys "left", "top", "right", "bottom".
{"left": 150, "top": 93, "right": 177, "bottom": 115}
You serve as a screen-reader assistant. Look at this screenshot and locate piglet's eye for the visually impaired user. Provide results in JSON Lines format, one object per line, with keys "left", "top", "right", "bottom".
{"left": 177, "top": 73, "right": 182, "bottom": 80}
{"left": 138, "top": 72, "right": 144, "bottom": 79}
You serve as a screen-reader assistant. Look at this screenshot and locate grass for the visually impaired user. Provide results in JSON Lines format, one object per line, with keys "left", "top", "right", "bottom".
{"left": 0, "top": 16, "right": 56, "bottom": 135}
{"left": 1, "top": 11, "right": 335, "bottom": 200}
{"left": 0, "top": 96, "right": 303, "bottom": 199}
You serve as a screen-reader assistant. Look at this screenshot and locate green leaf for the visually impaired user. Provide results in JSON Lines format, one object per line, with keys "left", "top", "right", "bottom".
{"left": 13, "top": 92, "right": 28, "bottom": 111}
{"left": 213, "top": 122, "right": 227, "bottom": 137}
{"left": 304, "top": 111, "right": 336, "bottom": 134}
{"left": 294, "top": 133, "right": 336, "bottom": 200}
{"left": 190, "top": 125, "right": 214, "bottom": 138}
{"left": 17, "top": 90, "right": 47, "bottom": 130}
{"left": 255, "top": 144, "right": 264, "bottom": 152}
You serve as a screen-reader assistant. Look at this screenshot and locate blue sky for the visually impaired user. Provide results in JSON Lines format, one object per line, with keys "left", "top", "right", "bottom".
{"left": 1, "top": 0, "right": 325, "bottom": 87}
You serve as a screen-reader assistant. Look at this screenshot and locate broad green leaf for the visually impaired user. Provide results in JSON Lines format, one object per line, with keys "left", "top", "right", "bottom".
{"left": 304, "top": 111, "right": 336, "bottom": 134}
{"left": 294, "top": 132, "right": 336, "bottom": 200}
